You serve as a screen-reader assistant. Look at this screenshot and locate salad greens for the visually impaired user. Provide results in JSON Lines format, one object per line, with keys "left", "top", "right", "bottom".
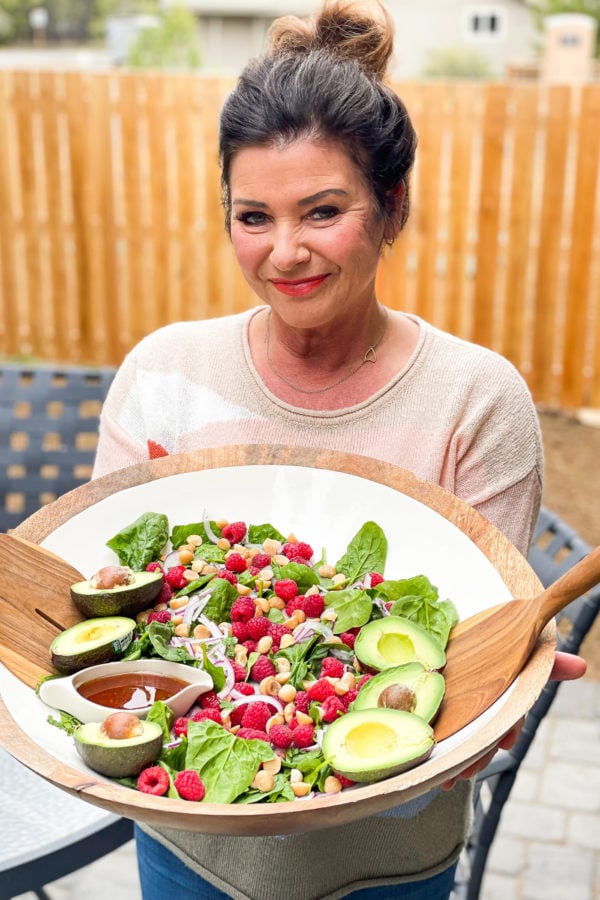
{"left": 107, "top": 512, "right": 169, "bottom": 570}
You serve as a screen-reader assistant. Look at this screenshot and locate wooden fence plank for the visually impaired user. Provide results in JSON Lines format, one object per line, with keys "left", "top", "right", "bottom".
{"left": 561, "top": 85, "right": 600, "bottom": 408}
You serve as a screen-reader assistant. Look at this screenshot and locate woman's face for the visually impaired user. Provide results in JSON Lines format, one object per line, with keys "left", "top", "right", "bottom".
{"left": 229, "top": 139, "right": 385, "bottom": 330}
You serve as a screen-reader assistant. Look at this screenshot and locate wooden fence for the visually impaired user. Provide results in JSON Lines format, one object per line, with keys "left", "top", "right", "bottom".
{"left": 0, "top": 71, "right": 599, "bottom": 409}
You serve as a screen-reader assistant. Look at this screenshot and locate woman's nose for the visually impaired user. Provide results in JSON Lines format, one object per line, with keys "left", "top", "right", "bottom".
{"left": 269, "top": 226, "right": 310, "bottom": 270}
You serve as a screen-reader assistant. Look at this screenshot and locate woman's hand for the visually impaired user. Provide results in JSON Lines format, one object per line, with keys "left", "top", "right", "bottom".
{"left": 441, "top": 651, "right": 587, "bottom": 790}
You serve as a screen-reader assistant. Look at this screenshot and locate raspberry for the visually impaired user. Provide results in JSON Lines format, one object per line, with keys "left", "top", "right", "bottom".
{"left": 243, "top": 639, "right": 258, "bottom": 653}
{"left": 251, "top": 553, "right": 271, "bottom": 570}
{"left": 230, "top": 704, "right": 249, "bottom": 726}
{"left": 174, "top": 769, "right": 206, "bottom": 801}
{"left": 282, "top": 542, "right": 313, "bottom": 560}
{"left": 165, "top": 565, "right": 187, "bottom": 590}
{"left": 285, "top": 596, "right": 305, "bottom": 616}
{"left": 250, "top": 655, "right": 276, "bottom": 682}
{"left": 367, "top": 572, "right": 385, "bottom": 587}
{"left": 137, "top": 766, "right": 169, "bottom": 796}
{"left": 339, "top": 631, "right": 356, "bottom": 649}
{"left": 269, "top": 724, "right": 295, "bottom": 749}
{"left": 221, "top": 521, "right": 247, "bottom": 544}
{"left": 241, "top": 701, "right": 272, "bottom": 731}
{"left": 232, "top": 621, "right": 249, "bottom": 642}
{"left": 231, "top": 596, "right": 256, "bottom": 622}
{"left": 302, "top": 594, "right": 325, "bottom": 618}
{"left": 199, "top": 690, "right": 221, "bottom": 710}
{"left": 320, "top": 657, "right": 345, "bottom": 678}
{"left": 233, "top": 682, "right": 254, "bottom": 695}
{"left": 215, "top": 570, "right": 238, "bottom": 585}
{"left": 306, "top": 678, "right": 336, "bottom": 702}
{"left": 246, "top": 616, "right": 270, "bottom": 640}
{"left": 146, "top": 561, "right": 164, "bottom": 573}
{"left": 225, "top": 553, "right": 247, "bottom": 573}
{"left": 341, "top": 689, "right": 358, "bottom": 709}
{"left": 274, "top": 579, "right": 298, "bottom": 601}
{"left": 158, "top": 582, "right": 174, "bottom": 604}
{"left": 231, "top": 661, "right": 248, "bottom": 681}
{"left": 267, "top": 623, "right": 292, "bottom": 648}
{"left": 294, "top": 690, "right": 310, "bottom": 713}
{"left": 147, "top": 609, "right": 171, "bottom": 624}
{"left": 236, "top": 728, "right": 269, "bottom": 742}
{"left": 292, "top": 724, "right": 316, "bottom": 748}
{"left": 191, "top": 709, "right": 222, "bottom": 724}
{"left": 321, "top": 695, "right": 346, "bottom": 722}
{"left": 173, "top": 717, "right": 189, "bottom": 737}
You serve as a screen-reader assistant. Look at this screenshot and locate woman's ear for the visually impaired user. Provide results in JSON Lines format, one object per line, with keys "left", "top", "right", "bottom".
{"left": 384, "top": 181, "right": 406, "bottom": 244}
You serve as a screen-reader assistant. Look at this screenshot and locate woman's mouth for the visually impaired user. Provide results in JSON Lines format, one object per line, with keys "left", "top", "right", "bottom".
{"left": 270, "top": 275, "right": 328, "bottom": 296}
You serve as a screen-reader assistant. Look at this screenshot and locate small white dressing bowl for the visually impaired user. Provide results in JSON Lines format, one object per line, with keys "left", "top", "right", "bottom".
{"left": 39, "top": 659, "right": 213, "bottom": 724}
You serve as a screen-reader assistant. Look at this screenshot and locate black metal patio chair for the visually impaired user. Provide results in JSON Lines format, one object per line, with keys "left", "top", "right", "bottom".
{"left": 0, "top": 363, "right": 133, "bottom": 900}
{"left": 454, "top": 506, "right": 600, "bottom": 899}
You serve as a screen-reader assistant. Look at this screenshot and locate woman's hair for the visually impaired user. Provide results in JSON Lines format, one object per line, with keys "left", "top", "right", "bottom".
{"left": 219, "top": 0, "right": 417, "bottom": 241}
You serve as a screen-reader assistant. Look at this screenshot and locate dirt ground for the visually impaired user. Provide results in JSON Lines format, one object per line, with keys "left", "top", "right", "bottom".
{"left": 537, "top": 409, "right": 600, "bottom": 679}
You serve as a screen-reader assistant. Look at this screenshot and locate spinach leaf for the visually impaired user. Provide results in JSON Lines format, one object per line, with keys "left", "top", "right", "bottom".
{"left": 184, "top": 720, "right": 275, "bottom": 803}
{"left": 247, "top": 523, "right": 286, "bottom": 545}
{"left": 47, "top": 710, "right": 82, "bottom": 735}
{"left": 147, "top": 699, "right": 175, "bottom": 742}
{"left": 106, "top": 512, "right": 169, "bottom": 570}
{"left": 170, "top": 521, "right": 223, "bottom": 548}
{"left": 146, "top": 622, "right": 196, "bottom": 663}
{"left": 274, "top": 636, "right": 321, "bottom": 689}
{"left": 203, "top": 578, "right": 238, "bottom": 623}
{"left": 235, "top": 773, "right": 295, "bottom": 804}
{"left": 200, "top": 646, "right": 226, "bottom": 692}
{"left": 334, "top": 521, "right": 387, "bottom": 583}
{"left": 324, "top": 587, "right": 373, "bottom": 634}
{"left": 385, "top": 578, "right": 459, "bottom": 650}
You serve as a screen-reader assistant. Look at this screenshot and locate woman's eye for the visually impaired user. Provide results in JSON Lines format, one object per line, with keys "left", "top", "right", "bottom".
{"left": 309, "top": 205, "right": 339, "bottom": 221}
{"left": 236, "top": 211, "right": 269, "bottom": 226}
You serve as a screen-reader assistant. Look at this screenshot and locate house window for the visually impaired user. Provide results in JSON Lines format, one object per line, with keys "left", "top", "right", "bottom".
{"left": 464, "top": 6, "right": 506, "bottom": 41}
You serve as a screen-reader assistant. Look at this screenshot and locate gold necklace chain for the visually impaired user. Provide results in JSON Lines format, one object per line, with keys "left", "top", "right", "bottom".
{"left": 264, "top": 307, "right": 389, "bottom": 395}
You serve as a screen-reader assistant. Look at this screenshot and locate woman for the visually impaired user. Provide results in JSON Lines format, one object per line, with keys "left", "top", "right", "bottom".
{"left": 93, "top": 2, "right": 585, "bottom": 898}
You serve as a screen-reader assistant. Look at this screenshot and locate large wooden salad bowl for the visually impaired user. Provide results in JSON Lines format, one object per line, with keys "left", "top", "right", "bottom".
{"left": 0, "top": 445, "right": 552, "bottom": 835}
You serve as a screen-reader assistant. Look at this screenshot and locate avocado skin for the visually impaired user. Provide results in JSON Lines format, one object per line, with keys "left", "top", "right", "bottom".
{"left": 70, "top": 570, "right": 163, "bottom": 618}
{"left": 74, "top": 720, "right": 163, "bottom": 777}
{"left": 354, "top": 616, "right": 446, "bottom": 672}
{"left": 50, "top": 617, "right": 137, "bottom": 675}
{"left": 321, "top": 707, "right": 435, "bottom": 783}
{"left": 353, "top": 662, "right": 445, "bottom": 723}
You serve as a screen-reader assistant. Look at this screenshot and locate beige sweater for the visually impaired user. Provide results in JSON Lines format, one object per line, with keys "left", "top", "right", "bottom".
{"left": 93, "top": 307, "right": 543, "bottom": 898}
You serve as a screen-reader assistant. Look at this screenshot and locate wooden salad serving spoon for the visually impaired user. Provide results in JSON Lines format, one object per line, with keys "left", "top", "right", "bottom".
{"left": 432, "top": 545, "right": 600, "bottom": 741}
{"left": 1, "top": 533, "right": 599, "bottom": 741}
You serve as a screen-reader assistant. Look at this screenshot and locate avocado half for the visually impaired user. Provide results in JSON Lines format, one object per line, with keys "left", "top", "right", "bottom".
{"left": 353, "top": 662, "right": 445, "bottom": 723}
{"left": 70, "top": 569, "right": 163, "bottom": 618}
{"left": 74, "top": 716, "right": 163, "bottom": 777}
{"left": 322, "top": 707, "right": 435, "bottom": 783}
{"left": 354, "top": 616, "right": 446, "bottom": 672}
{"left": 50, "top": 617, "right": 137, "bottom": 674}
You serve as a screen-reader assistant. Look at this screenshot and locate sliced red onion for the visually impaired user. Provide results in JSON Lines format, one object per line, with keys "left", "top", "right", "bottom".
{"left": 229, "top": 693, "right": 283, "bottom": 713}
{"left": 202, "top": 511, "right": 220, "bottom": 544}
{"left": 363, "top": 573, "right": 372, "bottom": 589}
{"left": 198, "top": 614, "right": 225, "bottom": 640}
{"left": 215, "top": 657, "right": 235, "bottom": 699}
{"left": 163, "top": 549, "right": 182, "bottom": 571}
{"left": 373, "top": 597, "right": 390, "bottom": 616}
{"left": 300, "top": 621, "right": 334, "bottom": 641}
{"left": 181, "top": 592, "right": 210, "bottom": 625}
{"left": 165, "top": 738, "right": 183, "bottom": 749}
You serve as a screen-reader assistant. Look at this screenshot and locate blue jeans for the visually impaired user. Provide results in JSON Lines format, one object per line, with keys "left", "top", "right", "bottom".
{"left": 135, "top": 825, "right": 458, "bottom": 900}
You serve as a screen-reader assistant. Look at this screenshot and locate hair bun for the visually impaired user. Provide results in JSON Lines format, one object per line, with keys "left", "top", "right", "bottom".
{"left": 267, "top": 0, "right": 394, "bottom": 79}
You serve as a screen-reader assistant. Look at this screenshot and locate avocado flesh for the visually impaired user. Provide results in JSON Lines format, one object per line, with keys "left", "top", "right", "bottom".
{"left": 354, "top": 616, "right": 446, "bottom": 672}
{"left": 70, "top": 570, "right": 163, "bottom": 618}
{"left": 50, "top": 617, "right": 137, "bottom": 674}
{"left": 353, "top": 662, "right": 445, "bottom": 723}
{"left": 74, "top": 719, "right": 163, "bottom": 777}
{"left": 322, "top": 708, "right": 435, "bottom": 783}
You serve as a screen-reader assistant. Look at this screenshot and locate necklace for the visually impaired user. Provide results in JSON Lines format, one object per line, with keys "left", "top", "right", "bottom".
{"left": 264, "top": 307, "right": 389, "bottom": 395}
